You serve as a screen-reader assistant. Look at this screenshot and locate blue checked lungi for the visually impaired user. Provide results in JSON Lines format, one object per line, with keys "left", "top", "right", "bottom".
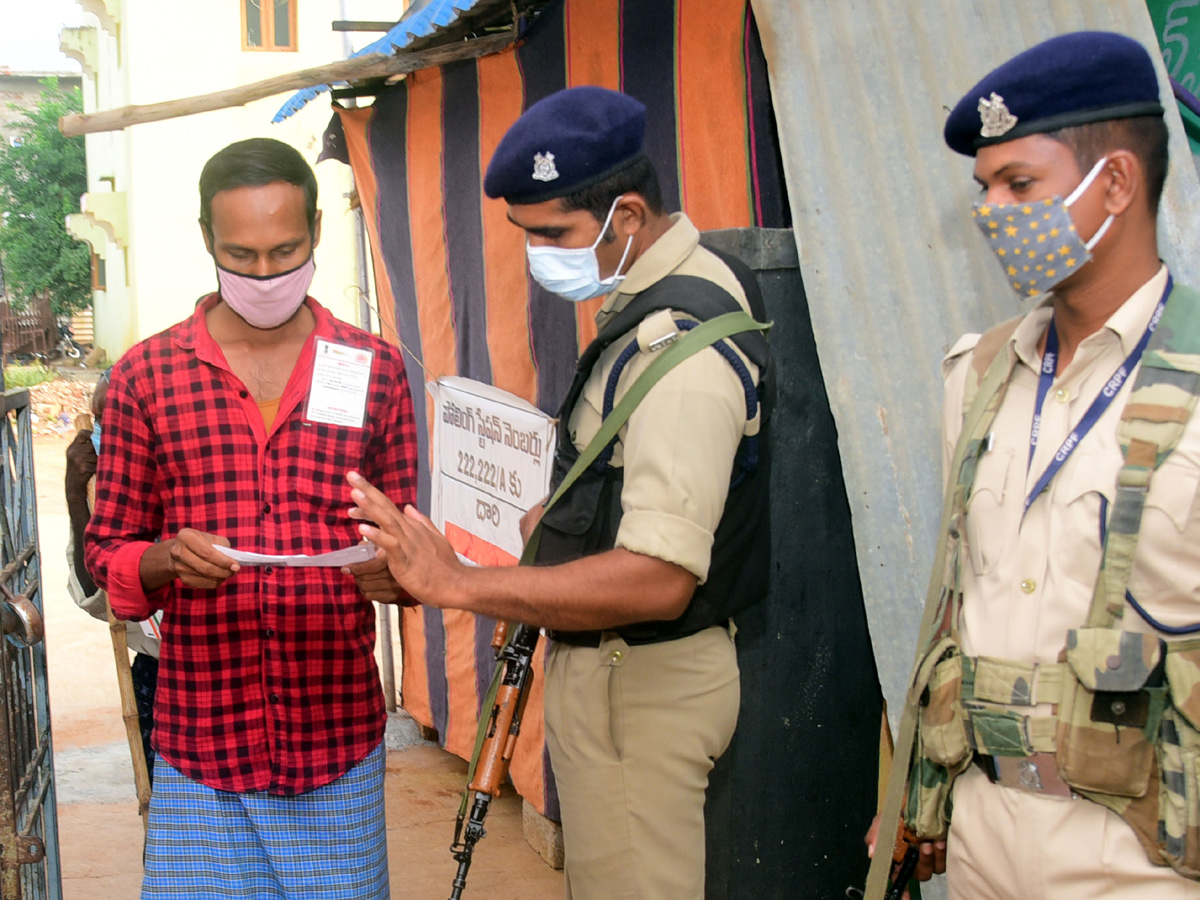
{"left": 141, "top": 742, "right": 389, "bottom": 900}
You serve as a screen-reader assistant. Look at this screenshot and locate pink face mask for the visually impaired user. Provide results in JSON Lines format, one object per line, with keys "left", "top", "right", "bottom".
{"left": 216, "top": 256, "right": 316, "bottom": 329}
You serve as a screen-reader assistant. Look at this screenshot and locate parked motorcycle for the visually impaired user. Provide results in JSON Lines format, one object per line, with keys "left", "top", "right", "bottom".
{"left": 54, "top": 322, "right": 84, "bottom": 360}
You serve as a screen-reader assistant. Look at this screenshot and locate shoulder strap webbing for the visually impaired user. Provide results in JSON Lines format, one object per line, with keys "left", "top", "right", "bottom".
{"left": 556, "top": 271, "right": 770, "bottom": 453}
{"left": 529, "top": 309, "right": 769, "bottom": 564}
{"left": 1088, "top": 283, "right": 1200, "bottom": 627}
{"left": 864, "top": 336, "right": 1020, "bottom": 899}
{"left": 587, "top": 274, "right": 769, "bottom": 372}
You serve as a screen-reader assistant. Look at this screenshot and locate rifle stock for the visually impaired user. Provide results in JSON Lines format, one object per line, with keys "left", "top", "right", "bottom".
{"left": 447, "top": 622, "right": 541, "bottom": 900}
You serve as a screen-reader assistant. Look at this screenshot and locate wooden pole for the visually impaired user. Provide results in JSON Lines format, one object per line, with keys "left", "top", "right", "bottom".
{"left": 59, "top": 32, "right": 515, "bottom": 137}
{"left": 106, "top": 602, "right": 152, "bottom": 833}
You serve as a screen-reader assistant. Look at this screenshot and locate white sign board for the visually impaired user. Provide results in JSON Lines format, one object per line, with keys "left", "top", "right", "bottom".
{"left": 428, "top": 377, "right": 556, "bottom": 566}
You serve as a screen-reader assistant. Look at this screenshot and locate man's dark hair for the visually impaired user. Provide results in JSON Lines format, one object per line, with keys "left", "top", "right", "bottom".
{"left": 199, "top": 138, "right": 318, "bottom": 235}
{"left": 1047, "top": 115, "right": 1169, "bottom": 214}
{"left": 558, "top": 154, "right": 665, "bottom": 231}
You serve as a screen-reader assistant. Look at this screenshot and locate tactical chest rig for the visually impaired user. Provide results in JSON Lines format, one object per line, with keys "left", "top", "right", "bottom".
{"left": 533, "top": 249, "right": 773, "bottom": 646}
{"left": 867, "top": 282, "right": 1200, "bottom": 897}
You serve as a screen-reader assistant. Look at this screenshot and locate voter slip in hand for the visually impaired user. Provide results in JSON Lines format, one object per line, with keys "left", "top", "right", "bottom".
{"left": 214, "top": 542, "right": 378, "bottom": 568}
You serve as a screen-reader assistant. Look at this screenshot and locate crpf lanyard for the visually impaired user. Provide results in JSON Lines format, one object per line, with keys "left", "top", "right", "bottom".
{"left": 1024, "top": 274, "right": 1173, "bottom": 516}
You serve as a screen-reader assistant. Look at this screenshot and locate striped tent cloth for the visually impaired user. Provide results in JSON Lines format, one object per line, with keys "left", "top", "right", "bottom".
{"left": 335, "top": 0, "right": 788, "bottom": 821}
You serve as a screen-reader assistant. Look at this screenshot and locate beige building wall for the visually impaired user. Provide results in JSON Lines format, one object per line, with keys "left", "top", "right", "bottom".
{"left": 63, "top": 0, "right": 401, "bottom": 361}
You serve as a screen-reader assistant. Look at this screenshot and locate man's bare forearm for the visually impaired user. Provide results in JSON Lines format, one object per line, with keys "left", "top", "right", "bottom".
{"left": 445, "top": 548, "right": 696, "bottom": 631}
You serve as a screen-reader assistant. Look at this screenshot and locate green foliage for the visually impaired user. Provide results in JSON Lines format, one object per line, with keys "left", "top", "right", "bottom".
{"left": 3, "top": 363, "right": 56, "bottom": 389}
{"left": 0, "top": 79, "right": 91, "bottom": 316}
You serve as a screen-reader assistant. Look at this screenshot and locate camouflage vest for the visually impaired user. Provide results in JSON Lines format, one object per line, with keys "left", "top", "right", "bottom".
{"left": 870, "top": 282, "right": 1200, "bottom": 896}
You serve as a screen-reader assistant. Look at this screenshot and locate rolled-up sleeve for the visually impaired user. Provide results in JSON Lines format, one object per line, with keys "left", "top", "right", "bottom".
{"left": 84, "top": 356, "right": 169, "bottom": 621}
{"left": 610, "top": 345, "right": 751, "bottom": 582}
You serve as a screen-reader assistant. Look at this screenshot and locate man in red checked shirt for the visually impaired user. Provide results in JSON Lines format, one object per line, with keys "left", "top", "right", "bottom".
{"left": 84, "top": 138, "right": 416, "bottom": 900}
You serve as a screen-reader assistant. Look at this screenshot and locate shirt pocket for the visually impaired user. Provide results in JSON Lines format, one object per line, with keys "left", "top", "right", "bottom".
{"left": 291, "top": 420, "right": 372, "bottom": 527}
{"left": 964, "top": 446, "right": 1013, "bottom": 577}
{"left": 1130, "top": 455, "right": 1200, "bottom": 606}
{"left": 1143, "top": 456, "right": 1200, "bottom": 534}
{"left": 1058, "top": 459, "right": 1114, "bottom": 591}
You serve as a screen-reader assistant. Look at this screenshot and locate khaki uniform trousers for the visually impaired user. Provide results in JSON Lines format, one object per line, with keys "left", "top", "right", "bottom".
{"left": 947, "top": 765, "right": 1200, "bottom": 900}
{"left": 544, "top": 624, "right": 739, "bottom": 900}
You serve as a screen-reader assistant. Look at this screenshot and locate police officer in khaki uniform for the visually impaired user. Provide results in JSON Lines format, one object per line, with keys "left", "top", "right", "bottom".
{"left": 869, "top": 31, "right": 1200, "bottom": 900}
{"left": 348, "top": 87, "right": 769, "bottom": 900}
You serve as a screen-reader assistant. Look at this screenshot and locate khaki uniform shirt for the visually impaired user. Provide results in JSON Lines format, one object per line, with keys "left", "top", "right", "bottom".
{"left": 941, "top": 264, "right": 1200, "bottom": 898}
{"left": 566, "top": 213, "right": 758, "bottom": 583}
{"left": 942, "top": 265, "right": 1195, "bottom": 665}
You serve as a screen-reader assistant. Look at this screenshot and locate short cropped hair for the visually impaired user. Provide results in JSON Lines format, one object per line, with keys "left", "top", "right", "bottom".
{"left": 199, "top": 138, "right": 318, "bottom": 235}
{"left": 1047, "top": 115, "right": 1170, "bottom": 214}
{"left": 558, "top": 154, "right": 665, "bottom": 228}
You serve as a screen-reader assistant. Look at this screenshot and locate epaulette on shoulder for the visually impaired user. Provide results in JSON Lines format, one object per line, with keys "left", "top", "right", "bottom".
{"left": 971, "top": 316, "right": 1022, "bottom": 381}
{"left": 942, "top": 333, "right": 980, "bottom": 381}
{"left": 959, "top": 315, "right": 1021, "bottom": 414}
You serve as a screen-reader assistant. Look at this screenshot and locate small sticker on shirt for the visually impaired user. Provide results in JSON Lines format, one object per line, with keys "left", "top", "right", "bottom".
{"left": 304, "top": 340, "right": 374, "bottom": 428}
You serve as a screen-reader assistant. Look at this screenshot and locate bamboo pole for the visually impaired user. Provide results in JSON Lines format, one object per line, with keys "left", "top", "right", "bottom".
{"left": 59, "top": 32, "right": 516, "bottom": 137}
{"left": 106, "top": 602, "right": 152, "bottom": 833}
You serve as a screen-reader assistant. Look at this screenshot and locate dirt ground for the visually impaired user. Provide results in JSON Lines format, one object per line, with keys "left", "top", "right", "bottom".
{"left": 32, "top": 422, "right": 563, "bottom": 899}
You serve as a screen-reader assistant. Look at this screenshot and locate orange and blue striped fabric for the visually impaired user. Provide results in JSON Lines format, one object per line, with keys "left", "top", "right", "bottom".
{"left": 336, "top": 0, "right": 787, "bottom": 819}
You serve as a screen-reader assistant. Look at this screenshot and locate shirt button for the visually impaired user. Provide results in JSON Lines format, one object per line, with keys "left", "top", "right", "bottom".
{"left": 1020, "top": 579, "right": 1036, "bottom": 594}
{"left": 239, "top": 390, "right": 249, "bottom": 399}
{"left": 269, "top": 693, "right": 280, "bottom": 703}
{"left": 264, "top": 565, "right": 274, "bottom": 575}
{"left": 265, "top": 628, "right": 275, "bottom": 638}
{"left": 262, "top": 503, "right": 271, "bottom": 515}
{"left": 1055, "top": 388, "right": 1069, "bottom": 403}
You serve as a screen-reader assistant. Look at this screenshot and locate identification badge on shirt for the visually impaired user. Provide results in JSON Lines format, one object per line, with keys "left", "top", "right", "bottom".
{"left": 304, "top": 340, "right": 374, "bottom": 428}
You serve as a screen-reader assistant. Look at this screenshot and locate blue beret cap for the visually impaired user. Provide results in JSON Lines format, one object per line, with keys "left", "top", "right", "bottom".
{"left": 484, "top": 86, "right": 646, "bottom": 204}
{"left": 944, "top": 31, "right": 1163, "bottom": 156}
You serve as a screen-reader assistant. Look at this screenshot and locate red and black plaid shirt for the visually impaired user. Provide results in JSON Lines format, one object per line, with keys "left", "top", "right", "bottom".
{"left": 85, "top": 296, "right": 417, "bottom": 795}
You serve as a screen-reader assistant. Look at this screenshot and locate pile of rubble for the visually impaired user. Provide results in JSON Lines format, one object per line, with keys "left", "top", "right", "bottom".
{"left": 28, "top": 379, "right": 95, "bottom": 437}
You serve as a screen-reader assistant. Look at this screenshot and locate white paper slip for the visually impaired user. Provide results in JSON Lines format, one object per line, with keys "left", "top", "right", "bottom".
{"left": 215, "top": 542, "right": 377, "bottom": 568}
{"left": 304, "top": 339, "right": 374, "bottom": 428}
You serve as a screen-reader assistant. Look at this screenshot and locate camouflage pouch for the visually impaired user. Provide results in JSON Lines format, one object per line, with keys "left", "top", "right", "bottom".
{"left": 1056, "top": 628, "right": 1166, "bottom": 798}
{"left": 918, "top": 638, "right": 972, "bottom": 768}
{"left": 1158, "top": 639, "right": 1200, "bottom": 878}
{"left": 906, "top": 636, "right": 973, "bottom": 839}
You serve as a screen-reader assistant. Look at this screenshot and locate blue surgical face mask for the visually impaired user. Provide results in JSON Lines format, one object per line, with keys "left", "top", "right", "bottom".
{"left": 90, "top": 421, "right": 101, "bottom": 455}
{"left": 525, "top": 195, "right": 634, "bottom": 302}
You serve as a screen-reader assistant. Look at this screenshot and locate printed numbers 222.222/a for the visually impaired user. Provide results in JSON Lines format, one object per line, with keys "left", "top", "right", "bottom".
{"left": 456, "top": 450, "right": 523, "bottom": 497}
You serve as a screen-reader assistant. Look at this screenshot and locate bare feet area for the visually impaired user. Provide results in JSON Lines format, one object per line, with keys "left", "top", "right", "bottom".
{"left": 33, "top": 426, "right": 562, "bottom": 899}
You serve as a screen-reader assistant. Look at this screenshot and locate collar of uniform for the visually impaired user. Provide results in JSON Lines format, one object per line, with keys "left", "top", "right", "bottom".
{"left": 595, "top": 212, "right": 699, "bottom": 327}
{"left": 1009, "top": 263, "right": 1169, "bottom": 371}
{"left": 173, "top": 293, "right": 331, "bottom": 369}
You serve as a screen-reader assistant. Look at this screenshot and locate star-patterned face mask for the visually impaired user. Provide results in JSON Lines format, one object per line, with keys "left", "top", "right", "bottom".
{"left": 972, "top": 156, "right": 1113, "bottom": 300}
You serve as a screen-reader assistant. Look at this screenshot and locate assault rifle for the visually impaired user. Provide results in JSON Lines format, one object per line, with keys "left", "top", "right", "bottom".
{"left": 447, "top": 621, "right": 541, "bottom": 900}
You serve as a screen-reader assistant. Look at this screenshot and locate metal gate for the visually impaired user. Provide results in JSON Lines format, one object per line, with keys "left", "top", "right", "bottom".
{"left": 0, "top": 384, "right": 61, "bottom": 899}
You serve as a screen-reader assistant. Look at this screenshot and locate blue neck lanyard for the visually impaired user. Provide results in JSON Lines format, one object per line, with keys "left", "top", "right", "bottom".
{"left": 1024, "top": 274, "right": 1173, "bottom": 515}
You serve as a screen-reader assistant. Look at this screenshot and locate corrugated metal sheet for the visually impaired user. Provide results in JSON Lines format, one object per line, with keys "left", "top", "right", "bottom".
{"left": 750, "top": 0, "right": 1200, "bottom": 721}
{"left": 272, "top": 0, "right": 495, "bottom": 122}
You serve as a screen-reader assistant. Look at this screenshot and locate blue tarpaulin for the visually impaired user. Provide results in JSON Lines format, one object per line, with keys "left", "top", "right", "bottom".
{"left": 272, "top": 0, "right": 490, "bottom": 122}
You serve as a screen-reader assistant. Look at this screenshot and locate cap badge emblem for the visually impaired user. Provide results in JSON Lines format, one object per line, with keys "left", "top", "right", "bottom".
{"left": 978, "top": 92, "right": 1018, "bottom": 138}
{"left": 532, "top": 151, "right": 559, "bottom": 182}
